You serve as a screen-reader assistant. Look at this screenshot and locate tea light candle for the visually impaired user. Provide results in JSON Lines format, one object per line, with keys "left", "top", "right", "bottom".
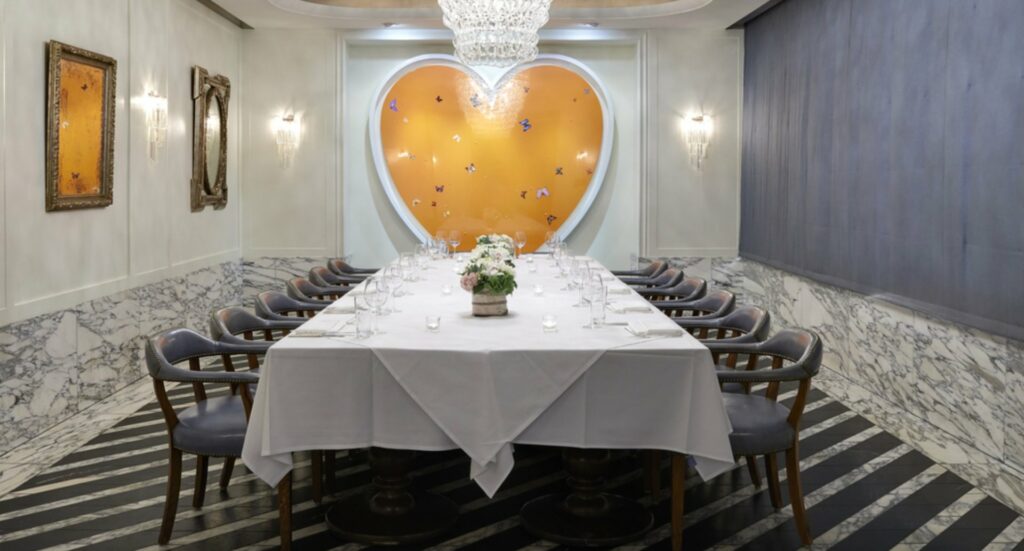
{"left": 441, "top": 284, "right": 452, "bottom": 295}
{"left": 425, "top": 315, "right": 441, "bottom": 332}
{"left": 533, "top": 284, "right": 544, "bottom": 296}
{"left": 542, "top": 314, "right": 558, "bottom": 332}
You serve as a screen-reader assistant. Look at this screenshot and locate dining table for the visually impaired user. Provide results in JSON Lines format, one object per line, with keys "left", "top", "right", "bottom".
{"left": 241, "top": 252, "right": 734, "bottom": 546}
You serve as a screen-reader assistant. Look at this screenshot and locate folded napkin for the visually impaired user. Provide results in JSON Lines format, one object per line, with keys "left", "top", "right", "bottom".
{"left": 290, "top": 318, "right": 351, "bottom": 337}
{"left": 323, "top": 303, "right": 356, "bottom": 315}
{"left": 607, "top": 302, "right": 653, "bottom": 314}
{"left": 626, "top": 321, "right": 685, "bottom": 338}
{"left": 607, "top": 286, "right": 633, "bottom": 296}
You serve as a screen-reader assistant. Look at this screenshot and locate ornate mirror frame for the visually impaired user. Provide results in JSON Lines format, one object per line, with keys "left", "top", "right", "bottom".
{"left": 190, "top": 66, "right": 230, "bottom": 211}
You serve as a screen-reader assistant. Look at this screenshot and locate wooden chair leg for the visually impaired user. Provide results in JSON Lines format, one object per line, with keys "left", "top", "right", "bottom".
{"left": 764, "top": 453, "right": 782, "bottom": 508}
{"left": 192, "top": 455, "right": 209, "bottom": 508}
{"left": 312, "top": 451, "right": 324, "bottom": 504}
{"left": 643, "top": 450, "right": 662, "bottom": 496}
{"left": 671, "top": 454, "right": 686, "bottom": 551}
{"left": 785, "top": 444, "right": 812, "bottom": 545}
{"left": 159, "top": 448, "right": 182, "bottom": 545}
{"left": 746, "top": 455, "right": 762, "bottom": 488}
{"left": 325, "top": 450, "right": 337, "bottom": 492}
{"left": 278, "top": 471, "right": 293, "bottom": 551}
{"left": 220, "top": 457, "right": 235, "bottom": 491}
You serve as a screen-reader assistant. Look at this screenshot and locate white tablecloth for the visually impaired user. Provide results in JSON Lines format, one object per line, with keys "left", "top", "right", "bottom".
{"left": 242, "top": 255, "right": 734, "bottom": 497}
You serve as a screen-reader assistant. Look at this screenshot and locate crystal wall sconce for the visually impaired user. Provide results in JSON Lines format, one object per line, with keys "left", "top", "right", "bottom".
{"left": 273, "top": 113, "right": 300, "bottom": 168}
{"left": 682, "top": 112, "right": 712, "bottom": 171}
{"left": 142, "top": 91, "right": 168, "bottom": 161}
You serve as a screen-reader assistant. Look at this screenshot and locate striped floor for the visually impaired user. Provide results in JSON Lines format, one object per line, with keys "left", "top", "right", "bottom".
{"left": 2, "top": 381, "right": 1023, "bottom": 550}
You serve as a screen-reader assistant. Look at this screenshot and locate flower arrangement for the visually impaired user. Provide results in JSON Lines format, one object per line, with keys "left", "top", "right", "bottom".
{"left": 460, "top": 236, "right": 517, "bottom": 297}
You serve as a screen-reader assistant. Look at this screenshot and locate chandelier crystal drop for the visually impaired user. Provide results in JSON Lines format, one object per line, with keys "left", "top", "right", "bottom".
{"left": 438, "top": 0, "right": 553, "bottom": 68}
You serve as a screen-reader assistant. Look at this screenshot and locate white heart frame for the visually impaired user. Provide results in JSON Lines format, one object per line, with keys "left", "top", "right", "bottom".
{"left": 368, "top": 54, "right": 615, "bottom": 245}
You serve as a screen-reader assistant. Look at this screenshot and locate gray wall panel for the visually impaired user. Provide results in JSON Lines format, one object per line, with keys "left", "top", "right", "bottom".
{"left": 741, "top": 0, "right": 1024, "bottom": 339}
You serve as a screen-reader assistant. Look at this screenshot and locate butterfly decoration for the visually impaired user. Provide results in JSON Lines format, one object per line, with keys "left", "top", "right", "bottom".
{"left": 80, "top": 84, "right": 88, "bottom": 91}
{"left": 546, "top": 214, "right": 558, "bottom": 226}
{"left": 443, "top": 210, "right": 452, "bottom": 219}
{"left": 536, "top": 187, "right": 550, "bottom": 199}
{"left": 586, "top": 168, "right": 594, "bottom": 176}
{"left": 402, "top": 117, "right": 409, "bottom": 124}
{"left": 523, "top": 86, "right": 530, "bottom": 94}
{"left": 520, "top": 190, "right": 527, "bottom": 199}
{"left": 572, "top": 98, "right": 577, "bottom": 103}
{"left": 519, "top": 118, "right": 532, "bottom": 132}
{"left": 452, "top": 134, "right": 461, "bottom": 142}
{"left": 431, "top": 201, "right": 437, "bottom": 207}
{"left": 71, "top": 172, "right": 81, "bottom": 180}
{"left": 412, "top": 199, "right": 421, "bottom": 207}
{"left": 554, "top": 167, "right": 564, "bottom": 176}
{"left": 470, "top": 94, "right": 482, "bottom": 108}
{"left": 465, "top": 163, "right": 476, "bottom": 174}
{"left": 435, "top": 185, "right": 445, "bottom": 193}
{"left": 388, "top": 99, "right": 398, "bottom": 112}
{"left": 435, "top": 95, "right": 443, "bottom": 103}
{"left": 583, "top": 88, "right": 591, "bottom": 95}
{"left": 409, "top": 154, "right": 417, "bottom": 160}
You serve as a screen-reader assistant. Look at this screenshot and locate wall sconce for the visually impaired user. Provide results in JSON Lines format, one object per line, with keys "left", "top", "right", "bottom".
{"left": 682, "top": 113, "right": 712, "bottom": 170}
{"left": 142, "top": 91, "right": 168, "bottom": 161}
{"left": 273, "top": 114, "right": 300, "bottom": 168}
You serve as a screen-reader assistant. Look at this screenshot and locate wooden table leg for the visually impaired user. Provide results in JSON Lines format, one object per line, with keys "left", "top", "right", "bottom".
{"left": 325, "top": 448, "right": 458, "bottom": 545}
{"left": 278, "top": 471, "right": 292, "bottom": 551}
{"left": 671, "top": 454, "right": 686, "bottom": 551}
{"left": 520, "top": 448, "right": 654, "bottom": 546}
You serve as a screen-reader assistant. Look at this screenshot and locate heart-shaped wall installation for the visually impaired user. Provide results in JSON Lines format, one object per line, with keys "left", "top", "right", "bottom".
{"left": 370, "top": 54, "right": 614, "bottom": 252}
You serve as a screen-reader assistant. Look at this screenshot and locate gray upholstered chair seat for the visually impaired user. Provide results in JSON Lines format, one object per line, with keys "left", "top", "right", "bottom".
{"left": 172, "top": 395, "right": 248, "bottom": 456}
{"left": 723, "top": 393, "right": 794, "bottom": 456}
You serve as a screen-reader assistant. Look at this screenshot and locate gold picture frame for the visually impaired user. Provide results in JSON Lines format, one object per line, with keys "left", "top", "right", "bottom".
{"left": 190, "top": 66, "right": 230, "bottom": 211}
{"left": 45, "top": 41, "right": 116, "bottom": 212}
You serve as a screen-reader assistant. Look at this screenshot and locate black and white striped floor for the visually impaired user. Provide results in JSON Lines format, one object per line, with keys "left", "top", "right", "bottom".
{"left": 2, "top": 381, "right": 1023, "bottom": 550}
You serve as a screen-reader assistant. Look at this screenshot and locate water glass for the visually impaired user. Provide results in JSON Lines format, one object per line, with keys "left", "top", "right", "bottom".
{"left": 425, "top": 315, "right": 441, "bottom": 332}
{"left": 448, "top": 230, "right": 462, "bottom": 257}
{"left": 355, "top": 309, "right": 373, "bottom": 339}
{"left": 441, "top": 283, "right": 452, "bottom": 295}
{"left": 542, "top": 314, "right": 558, "bottom": 333}
{"left": 533, "top": 284, "right": 544, "bottom": 296}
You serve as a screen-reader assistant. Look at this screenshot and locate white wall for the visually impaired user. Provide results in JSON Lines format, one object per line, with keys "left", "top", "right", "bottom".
{"left": 0, "top": 0, "right": 242, "bottom": 326}
{"left": 239, "top": 28, "right": 742, "bottom": 268}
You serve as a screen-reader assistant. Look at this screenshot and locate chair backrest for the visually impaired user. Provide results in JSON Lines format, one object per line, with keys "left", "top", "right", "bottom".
{"left": 210, "top": 306, "right": 303, "bottom": 343}
{"left": 648, "top": 268, "right": 683, "bottom": 288}
{"left": 255, "top": 291, "right": 324, "bottom": 320}
{"left": 309, "top": 266, "right": 342, "bottom": 286}
{"left": 286, "top": 278, "right": 342, "bottom": 303}
{"left": 328, "top": 259, "right": 377, "bottom": 276}
{"left": 716, "top": 306, "right": 771, "bottom": 343}
{"left": 649, "top": 276, "right": 707, "bottom": 302}
{"left": 664, "top": 289, "right": 734, "bottom": 319}
{"left": 647, "top": 260, "right": 668, "bottom": 278}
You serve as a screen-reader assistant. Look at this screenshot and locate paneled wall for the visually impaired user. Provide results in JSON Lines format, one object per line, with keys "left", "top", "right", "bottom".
{"left": 740, "top": 0, "right": 1024, "bottom": 340}
{"left": 0, "top": 0, "right": 244, "bottom": 456}
{"left": 240, "top": 29, "right": 743, "bottom": 269}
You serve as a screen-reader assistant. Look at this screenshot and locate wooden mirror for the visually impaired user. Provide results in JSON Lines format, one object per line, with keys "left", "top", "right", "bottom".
{"left": 191, "top": 66, "right": 229, "bottom": 211}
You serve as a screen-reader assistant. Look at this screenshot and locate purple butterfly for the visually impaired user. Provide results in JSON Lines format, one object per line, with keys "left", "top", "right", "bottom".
{"left": 523, "top": 86, "right": 530, "bottom": 93}
{"left": 519, "top": 118, "right": 532, "bottom": 132}
{"left": 470, "top": 94, "right": 481, "bottom": 108}
{"left": 536, "top": 187, "right": 550, "bottom": 199}
{"left": 583, "top": 88, "right": 591, "bottom": 95}
{"left": 388, "top": 99, "right": 398, "bottom": 112}
{"left": 435, "top": 185, "right": 445, "bottom": 192}
{"left": 546, "top": 214, "right": 558, "bottom": 226}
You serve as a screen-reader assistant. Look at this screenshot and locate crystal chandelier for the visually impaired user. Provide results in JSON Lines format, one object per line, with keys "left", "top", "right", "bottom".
{"left": 438, "top": 0, "right": 553, "bottom": 68}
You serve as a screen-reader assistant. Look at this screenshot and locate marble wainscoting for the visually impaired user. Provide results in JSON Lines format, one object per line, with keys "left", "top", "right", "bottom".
{"left": 0, "top": 261, "right": 245, "bottom": 458}
{"left": 657, "top": 255, "right": 1024, "bottom": 514}
{"left": 241, "top": 256, "right": 332, "bottom": 305}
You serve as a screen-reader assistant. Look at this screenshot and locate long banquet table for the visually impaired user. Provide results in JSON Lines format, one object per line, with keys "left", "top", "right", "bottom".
{"left": 242, "top": 253, "right": 734, "bottom": 545}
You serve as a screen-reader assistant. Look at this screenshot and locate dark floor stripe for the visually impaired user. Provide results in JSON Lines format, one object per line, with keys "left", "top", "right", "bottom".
{"left": 923, "top": 496, "right": 1021, "bottom": 550}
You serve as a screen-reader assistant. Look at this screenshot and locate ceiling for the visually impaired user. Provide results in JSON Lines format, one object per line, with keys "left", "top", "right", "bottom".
{"left": 209, "top": 0, "right": 775, "bottom": 29}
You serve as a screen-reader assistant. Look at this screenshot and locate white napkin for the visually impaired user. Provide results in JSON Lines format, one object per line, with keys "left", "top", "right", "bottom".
{"left": 625, "top": 321, "right": 684, "bottom": 338}
{"left": 607, "top": 286, "right": 633, "bottom": 296}
{"left": 607, "top": 302, "right": 653, "bottom": 314}
{"left": 323, "top": 303, "right": 356, "bottom": 315}
{"left": 290, "top": 318, "right": 350, "bottom": 337}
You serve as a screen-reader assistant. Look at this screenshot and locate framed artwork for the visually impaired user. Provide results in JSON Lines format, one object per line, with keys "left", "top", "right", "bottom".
{"left": 45, "top": 40, "right": 116, "bottom": 212}
{"left": 190, "top": 66, "right": 230, "bottom": 211}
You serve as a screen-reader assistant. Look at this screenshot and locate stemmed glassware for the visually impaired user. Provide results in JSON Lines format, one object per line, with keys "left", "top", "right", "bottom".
{"left": 570, "top": 259, "right": 590, "bottom": 305}
{"left": 448, "top": 230, "right": 461, "bottom": 258}
{"left": 367, "top": 275, "right": 390, "bottom": 319}
{"left": 514, "top": 231, "right": 527, "bottom": 258}
{"left": 433, "top": 231, "right": 448, "bottom": 259}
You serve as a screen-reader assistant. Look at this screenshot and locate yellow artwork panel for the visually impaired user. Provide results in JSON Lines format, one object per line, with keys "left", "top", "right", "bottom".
{"left": 57, "top": 59, "right": 106, "bottom": 197}
{"left": 380, "top": 64, "right": 604, "bottom": 252}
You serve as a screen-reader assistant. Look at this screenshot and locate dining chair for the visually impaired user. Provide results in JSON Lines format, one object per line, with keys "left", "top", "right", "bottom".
{"left": 255, "top": 290, "right": 325, "bottom": 321}
{"left": 310, "top": 265, "right": 364, "bottom": 287}
{"left": 328, "top": 258, "right": 378, "bottom": 277}
{"left": 145, "top": 328, "right": 291, "bottom": 549}
{"left": 638, "top": 275, "right": 705, "bottom": 301}
{"left": 653, "top": 289, "right": 734, "bottom": 318}
{"left": 668, "top": 330, "right": 823, "bottom": 550}
{"left": 286, "top": 277, "right": 348, "bottom": 304}
{"left": 611, "top": 259, "right": 667, "bottom": 278}
{"left": 209, "top": 307, "right": 337, "bottom": 504}
{"left": 624, "top": 268, "right": 686, "bottom": 291}
{"left": 672, "top": 305, "right": 771, "bottom": 345}
{"left": 615, "top": 261, "right": 669, "bottom": 286}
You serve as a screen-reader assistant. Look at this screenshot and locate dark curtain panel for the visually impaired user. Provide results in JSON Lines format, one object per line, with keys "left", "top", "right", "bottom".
{"left": 740, "top": 0, "right": 1024, "bottom": 340}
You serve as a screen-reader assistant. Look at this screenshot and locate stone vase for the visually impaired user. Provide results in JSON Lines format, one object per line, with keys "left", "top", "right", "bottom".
{"left": 472, "top": 293, "right": 508, "bottom": 317}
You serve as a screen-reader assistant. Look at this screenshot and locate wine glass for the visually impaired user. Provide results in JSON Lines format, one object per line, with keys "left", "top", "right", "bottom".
{"left": 385, "top": 265, "right": 404, "bottom": 312}
{"left": 448, "top": 230, "right": 462, "bottom": 258}
{"left": 543, "top": 231, "right": 555, "bottom": 250}
{"left": 368, "top": 276, "right": 390, "bottom": 317}
{"left": 514, "top": 231, "right": 527, "bottom": 258}
{"left": 360, "top": 278, "right": 380, "bottom": 333}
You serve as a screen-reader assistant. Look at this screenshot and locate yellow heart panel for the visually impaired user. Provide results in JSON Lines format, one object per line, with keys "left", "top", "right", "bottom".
{"left": 375, "top": 57, "right": 608, "bottom": 252}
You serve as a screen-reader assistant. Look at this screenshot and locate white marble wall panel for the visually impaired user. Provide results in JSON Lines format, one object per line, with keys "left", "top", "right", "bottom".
{"left": 0, "top": 261, "right": 245, "bottom": 456}
{"left": 242, "top": 257, "right": 330, "bottom": 305}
